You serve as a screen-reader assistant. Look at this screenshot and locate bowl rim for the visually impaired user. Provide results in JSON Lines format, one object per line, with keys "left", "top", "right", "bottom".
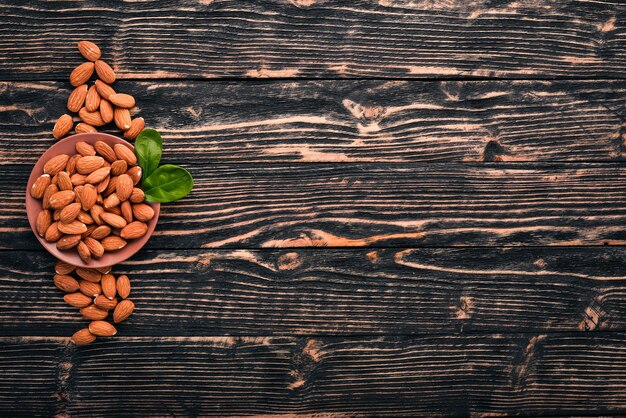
{"left": 25, "top": 132, "right": 160, "bottom": 268}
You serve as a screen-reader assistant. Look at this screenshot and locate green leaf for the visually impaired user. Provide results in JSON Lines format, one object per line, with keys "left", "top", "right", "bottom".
{"left": 143, "top": 164, "right": 194, "bottom": 203}
{"left": 134, "top": 128, "right": 163, "bottom": 181}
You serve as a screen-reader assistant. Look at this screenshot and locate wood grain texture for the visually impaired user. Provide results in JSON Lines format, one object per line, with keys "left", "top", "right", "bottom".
{"left": 1, "top": 1, "right": 625, "bottom": 80}
{"left": 4, "top": 163, "right": 626, "bottom": 249}
{"left": 2, "top": 80, "right": 626, "bottom": 164}
{"left": 1, "top": 248, "right": 625, "bottom": 336}
{"left": 3, "top": 334, "right": 626, "bottom": 416}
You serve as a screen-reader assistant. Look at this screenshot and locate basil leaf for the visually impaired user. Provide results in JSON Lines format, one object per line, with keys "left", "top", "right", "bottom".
{"left": 134, "top": 128, "right": 162, "bottom": 181}
{"left": 143, "top": 164, "right": 194, "bottom": 203}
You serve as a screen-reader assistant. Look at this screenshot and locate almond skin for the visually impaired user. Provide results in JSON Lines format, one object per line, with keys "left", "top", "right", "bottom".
{"left": 67, "top": 84, "right": 88, "bottom": 112}
{"left": 54, "top": 274, "right": 80, "bottom": 293}
{"left": 115, "top": 174, "right": 133, "bottom": 201}
{"left": 49, "top": 190, "right": 76, "bottom": 210}
{"left": 36, "top": 210, "right": 52, "bottom": 237}
{"left": 82, "top": 223, "right": 97, "bottom": 239}
{"left": 96, "top": 175, "right": 110, "bottom": 194}
{"left": 121, "top": 201, "right": 133, "bottom": 223}
{"left": 44, "top": 222, "right": 63, "bottom": 242}
{"left": 100, "top": 212, "right": 127, "bottom": 229}
{"left": 109, "top": 93, "right": 135, "bottom": 108}
{"left": 75, "top": 141, "right": 96, "bottom": 157}
{"left": 43, "top": 184, "right": 59, "bottom": 209}
{"left": 78, "top": 40, "right": 101, "bottom": 61}
{"left": 57, "top": 171, "right": 73, "bottom": 191}
{"left": 86, "top": 167, "right": 111, "bottom": 185}
{"left": 120, "top": 221, "right": 148, "bottom": 239}
{"left": 129, "top": 187, "right": 145, "bottom": 203}
{"left": 76, "top": 267, "right": 102, "bottom": 283}
{"left": 79, "top": 107, "right": 105, "bottom": 127}
{"left": 107, "top": 206, "right": 122, "bottom": 216}
{"left": 104, "top": 176, "right": 118, "bottom": 196}
{"left": 53, "top": 114, "right": 73, "bottom": 139}
{"left": 78, "top": 184, "right": 97, "bottom": 211}
{"left": 84, "top": 237, "right": 105, "bottom": 258}
{"left": 64, "top": 292, "right": 92, "bottom": 308}
{"left": 90, "top": 205, "right": 105, "bottom": 225}
{"left": 79, "top": 280, "right": 101, "bottom": 297}
{"left": 101, "top": 274, "right": 117, "bottom": 299}
{"left": 80, "top": 305, "right": 109, "bottom": 320}
{"left": 78, "top": 210, "right": 94, "bottom": 225}
{"left": 94, "top": 60, "right": 116, "bottom": 84}
{"left": 85, "top": 85, "right": 101, "bottom": 112}
{"left": 57, "top": 234, "right": 82, "bottom": 250}
{"left": 110, "top": 160, "right": 127, "bottom": 176}
{"left": 77, "top": 240, "right": 91, "bottom": 263}
{"left": 96, "top": 266, "right": 112, "bottom": 274}
{"left": 113, "top": 107, "right": 131, "bottom": 130}
{"left": 76, "top": 156, "right": 105, "bottom": 175}
{"left": 71, "top": 328, "right": 97, "bottom": 345}
{"left": 132, "top": 203, "right": 155, "bottom": 222}
{"left": 124, "top": 117, "right": 145, "bottom": 141}
{"left": 44, "top": 154, "right": 70, "bottom": 176}
{"left": 59, "top": 202, "right": 82, "bottom": 224}
{"left": 55, "top": 260, "right": 76, "bottom": 275}
{"left": 103, "top": 193, "right": 121, "bottom": 209}
{"left": 99, "top": 99, "right": 114, "bottom": 123}
{"left": 113, "top": 144, "right": 137, "bottom": 165}
{"left": 113, "top": 299, "right": 135, "bottom": 323}
{"left": 94, "top": 295, "right": 118, "bottom": 311}
{"left": 70, "top": 62, "right": 95, "bottom": 87}
{"left": 71, "top": 173, "right": 87, "bottom": 186}
{"left": 58, "top": 220, "right": 87, "bottom": 235}
{"left": 66, "top": 154, "right": 81, "bottom": 175}
{"left": 31, "top": 174, "right": 51, "bottom": 199}
{"left": 89, "top": 320, "right": 117, "bottom": 336}
{"left": 101, "top": 235, "right": 127, "bottom": 251}
{"left": 91, "top": 225, "right": 111, "bottom": 240}
{"left": 94, "top": 80, "right": 116, "bottom": 100}
{"left": 75, "top": 122, "right": 97, "bottom": 134}
{"left": 127, "top": 166, "right": 142, "bottom": 185}
{"left": 116, "top": 275, "right": 131, "bottom": 299}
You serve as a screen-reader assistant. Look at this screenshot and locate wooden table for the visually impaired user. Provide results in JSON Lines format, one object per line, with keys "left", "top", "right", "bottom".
{"left": 2, "top": 1, "right": 626, "bottom": 416}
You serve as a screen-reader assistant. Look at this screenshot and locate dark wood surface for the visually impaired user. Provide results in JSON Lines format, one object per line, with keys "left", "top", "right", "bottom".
{"left": 2, "top": 1, "right": 626, "bottom": 417}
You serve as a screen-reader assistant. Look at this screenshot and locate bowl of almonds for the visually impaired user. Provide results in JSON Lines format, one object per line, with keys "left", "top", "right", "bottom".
{"left": 26, "top": 132, "right": 160, "bottom": 268}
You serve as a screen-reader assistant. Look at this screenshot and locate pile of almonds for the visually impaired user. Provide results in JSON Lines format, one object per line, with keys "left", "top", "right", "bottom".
{"left": 52, "top": 41, "right": 144, "bottom": 141}
{"left": 54, "top": 260, "right": 135, "bottom": 345}
{"left": 31, "top": 139, "right": 155, "bottom": 264}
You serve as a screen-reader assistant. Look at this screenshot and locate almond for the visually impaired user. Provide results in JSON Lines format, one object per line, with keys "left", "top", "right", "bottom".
{"left": 75, "top": 122, "right": 97, "bottom": 134}
{"left": 94, "top": 295, "right": 118, "bottom": 311}
{"left": 85, "top": 85, "right": 101, "bottom": 112}
{"left": 104, "top": 176, "right": 118, "bottom": 196}
{"left": 31, "top": 174, "right": 51, "bottom": 199}
{"left": 82, "top": 223, "right": 97, "bottom": 239}
{"left": 84, "top": 237, "right": 104, "bottom": 258}
{"left": 64, "top": 292, "right": 92, "bottom": 308}
{"left": 45, "top": 222, "right": 63, "bottom": 242}
{"left": 52, "top": 209, "right": 62, "bottom": 221}
{"left": 100, "top": 212, "right": 127, "bottom": 229}
{"left": 115, "top": 275, "right": 131, "bottom": 299}
{"left": 120, "top": 221, "right": 148, "bottom": 239}
{"left": 36, "top": 210, "right": 52, "bottom": 237}
{"left": 96, "top": 193, "right": 104, "bottom": 205}
{"left": 98, "top": 98, "right": 114, "bottom": 123}
{"left": 113, "top": 299, "right": 135, "bottom": 323}
{"left": 89, "top": 320, "right": 117, "bottom": 336}
{"left": 90, "top": 205, "right": 105, "bottom": 225}
{"left": 54, "top": 274, "right": 80, "bottom": 293}
{"left": 78, "top": 40, "right": 101, "bottom": 61}
{"left": 76, "top": 267, "right": 101, "bottom": 283}
{"left": 78, "top": 184, "right": 97, "bottom": 211}
{"left": 91, "top": 225, "right": 111, "bottom": 240}
{"left": 57, "top": 234, "right": 82, "bottom": 250}
{"left": 110, "top": 160, "right": 127, "bottom": 176}
{"left": 124, "top": 117, "right": 145, "bottom": 141}
{"left": 103, "top": 193, "right": 121, "bottom": 209}
{"left": 96, "top": 266, "right": 112, "bottom": 274}
{"left": 42, "top": 185, "right": 59, "bottom": 210}
{"left": 58, "top": 220, "right": 87, "bottom": 235}
{"left": 75, "top": 142, "right": 95, "bottom": 157}
{"left": 55, "top": 260, "right": 76, "bottom": 275}
{"left": 109, "top": 93, "right": 135, "bottom": 108}
{"left": 71, "top": 173, "right": 87, "bottom": 186}
{"left": 94, "top": 60, "right": 116, "bottom": 84}
{"left": 66, "top": 154, "right": 81, "bottom": 175}
{"left": 79, "top": 280, "right": 101, "bottom": 297}
{"left": 85, "top": 167, "right": 111, "bottom": 185}
{"left": 80, "top": 305, "right": 108, "bottom": 321}
{"left": 44, "top": 154, "right": 70, "bottom": 176}
{"left": 76, "top": 156, "right": 104, "bottom": 174}
{"left": 77, "top": 240, "right": 91, "bottom": 263}
{"left": 116, "top": 174, "right": 133, "bottom": 201}
{"left": 120, "top": 201, "right": 133, "bottom": 223}
{"left": 101, "top": 274, "right": 117, "bottom": 299}
{"left": 71, "top": 328, "right": 97, "bottom": 345}
{"left": 78, "top": 210, "right": 94, "bottom": 224}
{"left": 59, "top": 202, "right": 82, "bottom": 224}
{"left": 101, "top": 235, "right": 127, "bottom": 251}
{"left": 106, "top": 206, "right": 122, "bottom": 216}
{"left": 49, "top": 190, "right": 76, "bottom": 210}
{"left": 79, "top": 107, "right": 105, "bottom": 127}
{"left": 113, "top": 144, "right": 137, "bottom": 165}
{"left": 70, "top": 62, "right": 95, "bottom": 87}
{"left": 113, "top": 107, "right": 131, "bottom": 130}
{"left": 67, "top": 84, "right": 88, "bottom": 112}
{"left": 53, "top": 114, "right": 73, "bottom": 139}
{"left": 57, "top": 171, "right": 73, "bottom": 191}
{"left": 132, "top": 203, "right": 155, "bottom": 222}
{"left": 94, "top": 80, "right": 116, "bottom": 100}
{"left": 129, "top": 187, "right": 145, "bottom": 203}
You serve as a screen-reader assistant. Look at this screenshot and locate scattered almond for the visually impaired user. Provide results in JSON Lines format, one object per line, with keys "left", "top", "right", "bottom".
{"left": 71, "top": 328, "right": 96, "bottom": 345}
{"left": 113, "top": 299, "right": 135, "bottom": 323}
{"left": 64, "top": 292, "right": 92, "bottom": 308}
{"left": 79, "top": 280, "right": 101, "bottom": 297}
{"left": 75, "top": 123, "right": 97, "bottom": 134}
{"left": 116, "top": 275, "right": 131, "bottom": 299}
{"left": 89, "top": 320, "right": 117, "bottom": 336}
{"left": 94, "top": 60, "right": 116, "bottom": 84}
{"left": 53, "top": 114, "right": 73, "bottom": 139}
{"left": 85, "top": 85, "right": 101, "bottom": 112}
{"left": 94, "top": 80, "right": 116, "bottom": 100}
{"left": 101, "top": 274, "right": 117, "bottom": 299}
{"left": 67, "top": 84, "right": 88, "bottom": 113}
{"left": 113, "top": 107, "right": 131, "bottom": 130}
{"left": 55, "top": 260, "right": 76, "bottom": 275}
{"left": 99, "top": 99, "right": 114, "bottom": 123}
{"left": 109, "top": 93, "right": 135, "bottom": 108}
{"left": 78, "top": 41, "right": 101, "bottom": 61}
{"left": 54, "top": 274, "right": 80, "bottom": 293}
{"left": 124, "top": 117, "right": 144, "bottom": 140}
{"left": 94, "top": 295, "right": 118, "bottom": 311}
{"left": 79, "top": 107, "right": 105, "bottom": 127}
{"left": 70, "top": 62, "right": 95, "bottom": 87}
{"left": 80, "top": 305, "right": 109, "bottom": 321}
{"left": 76, "top": 267, "right": 101, "bottom": 283}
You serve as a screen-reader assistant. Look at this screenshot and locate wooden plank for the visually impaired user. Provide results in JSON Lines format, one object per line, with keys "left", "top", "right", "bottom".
{"left": 1, "top": 1, "right": 625, "bottom": 80}
{"left": 4, "top": 163, "right": 626, "bottom": 249}
{"left": 0, "top": 247, "right": 624, "bottom": 335}
{"left": 2, "top": 334, "right": 626, "bottom": 416}
{"left": 2, "top": 80, "right": 626, "bottom": 164}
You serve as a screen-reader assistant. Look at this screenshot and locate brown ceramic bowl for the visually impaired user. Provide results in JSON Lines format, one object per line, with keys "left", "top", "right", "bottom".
{"left": 26, "top": 133, "right": 160, "bottom": 268}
